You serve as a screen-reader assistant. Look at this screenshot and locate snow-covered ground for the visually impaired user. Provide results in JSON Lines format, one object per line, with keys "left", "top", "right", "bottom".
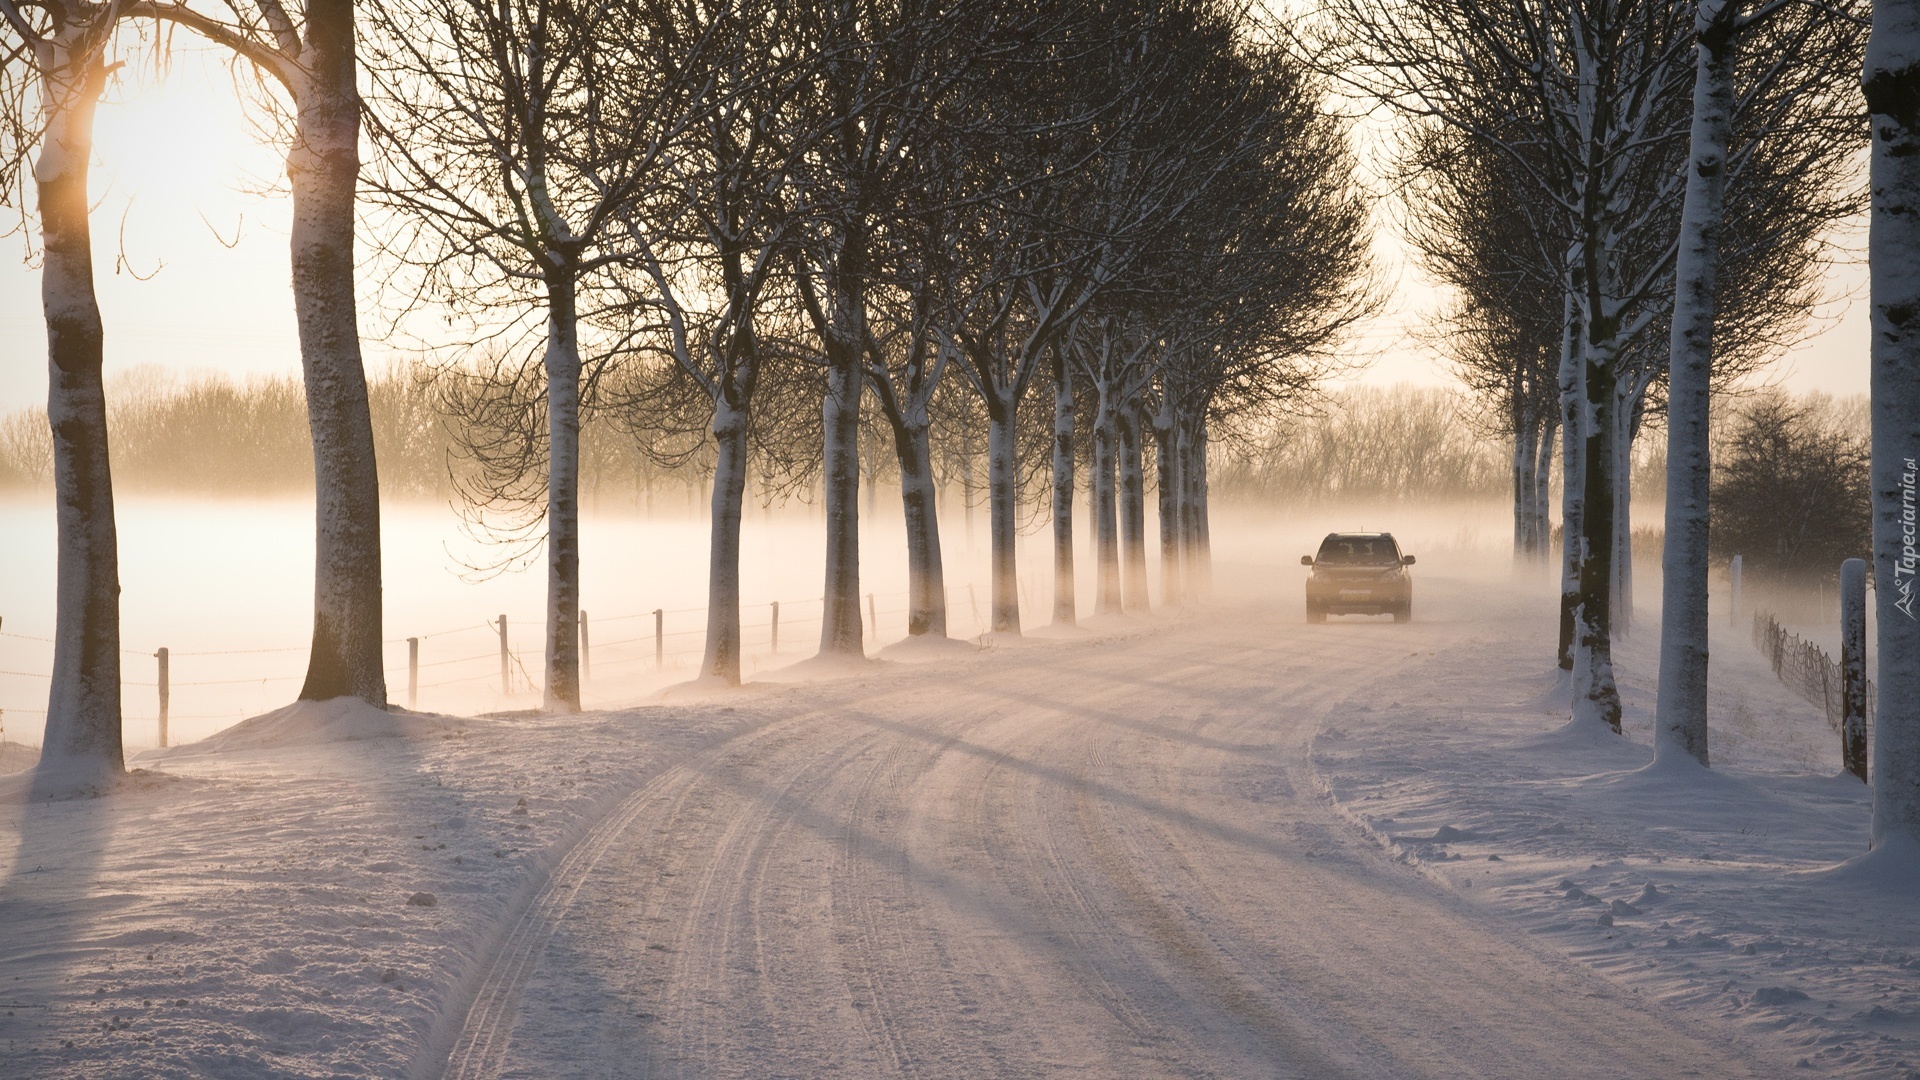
{"left": 0, "top": 532, "right": 1909, "bottom": 1078}
{"left": 1313, "top": 578, "right": 1920, "bottom": 1079}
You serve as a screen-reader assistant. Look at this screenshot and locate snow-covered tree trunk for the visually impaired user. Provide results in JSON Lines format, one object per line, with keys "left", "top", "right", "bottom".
{"left": 1571, "top": 338, "right": 1624, "bottom": 732}
{"left": 1865, "top": 0, "right": 1920, "bottom": 851}
{"left": 292, "top": 3, "right": 386, "bottom": 707}
{"left": 1558, "top": 292, "right": 1585, "bottom": 670}
{"left": 36, "top": 44, "right": 122, "bottom": 789}
{"left": 1118, "top": 400, "right": 1150, "bottom": 611}
{"left": 988, "top": 407, "right": 1021, "bottom": 632}
{"left": 893, "top": 419, "right": 947, "bottom": 637}
{"left": 819, "top": 347, "right": 865, "bottom": 654}
{"left": 1153, "top": 402, "right": 1183, "bottom": 607}
{"left": 1050, "top": 349, "right": 1077, "bottom": 626}
{"left": 543, "top": 270, "right": 582, "bottom": 710}
{"left": 1092, "top": 392, "right": 1122, "bottom": 615}
{"left": 1655, "top": 2, "right": 1733, "bottom": 766}
{"left": 702, "top": 401, "right": 750, "bottom": 682}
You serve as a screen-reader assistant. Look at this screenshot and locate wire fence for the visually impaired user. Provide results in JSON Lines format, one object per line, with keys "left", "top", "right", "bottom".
{"left": 0, "top": 573, "right": 1041, "bottom": 749}
{"left": 1751, "top": 610, "right": 1874, "bottom": 741}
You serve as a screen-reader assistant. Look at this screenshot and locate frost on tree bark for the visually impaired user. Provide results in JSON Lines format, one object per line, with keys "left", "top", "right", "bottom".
{"left": 292, "top": 0, "right": 386, "bottom": 707}
{"left": 36, "top": 42, "right": 123, "bottom": 790}
{"left": 892, "top": 418, "right": 947, "bottom": 636}
{"left": 1655, "top": 0, "right": 1735, "bottom": 768}
{"left": 1571, "top": 337, "right": 1624, "bottom": 732}
{"left": 543, "top": 270, "right": 583, "bottom": 710}
{"left": 1050, "top": 347, "right": 1077, "bottom": 626}
{"left": 988, "top": 407, "right": 1021, "bottom": 633}
{"left": 1865, "top": 0, "right": 1920, "bottom": 851}
{"left": 1118, "top": 400, "right": 1150, "bottom": 611}
{"left": 1092, "top": 391, "right": 1123, "bottom": 615}
{"left": 1557, "top": 292, "right": 1585, "bottom": 671}
{"left": 703, "top": 403, "right": 749, "bottom": 681}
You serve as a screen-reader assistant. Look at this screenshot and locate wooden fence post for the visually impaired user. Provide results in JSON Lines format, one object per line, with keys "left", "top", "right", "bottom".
{"left": 407, "top": 637, "right": 419, "bottom": 710}
{"left": 654, "top": 608, "right": 665, "bottom": 669}
{"left": 496, "top": 614, "right": 510, "bottom": 696}
{"left": 1842, "top": 558, "right": 1869, "bottom": 782}
{"left": 868, "top": 593, "right": 878, "bottom": 642}
{"left": 156, "top": 647, "right": 169, "bottom": 749}
{"left": 771, "top": 601, "right": 780, "bottom": 654}
{"left": 580, "top": 610, "right": 591, "bottom": 685}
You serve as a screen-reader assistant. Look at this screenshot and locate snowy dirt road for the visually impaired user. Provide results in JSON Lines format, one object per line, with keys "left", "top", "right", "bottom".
{"left": 442, "top": 573, "right": 1776, "bottom": 1080}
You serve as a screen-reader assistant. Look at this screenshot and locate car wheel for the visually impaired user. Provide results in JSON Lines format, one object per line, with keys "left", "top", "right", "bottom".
{"left": 1393, "top": 600, "right": 1412, "bottom": 624}
{"left": 1306, "top": 602, "right": 1327, "bottom": 624}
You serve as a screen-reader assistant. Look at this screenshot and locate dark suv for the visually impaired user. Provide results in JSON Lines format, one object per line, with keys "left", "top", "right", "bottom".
{"left": 1301, "top": 532, "right": 1414, "bottom": 623}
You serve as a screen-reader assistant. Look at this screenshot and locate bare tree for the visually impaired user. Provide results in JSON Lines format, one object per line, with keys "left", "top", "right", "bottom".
{"left": 0, "top": 0, "right": 129, "bottom": 791}
{"left": 362, "top": 0, "right": 720, "bottom": 708}
{"left": 134, "top": 0, "right": 386, "bottom": 706}
{"left": 1654, "top": 0, "right": 1865, "bottom": 765}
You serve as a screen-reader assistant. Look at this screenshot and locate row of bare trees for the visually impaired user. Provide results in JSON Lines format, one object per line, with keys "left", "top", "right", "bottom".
{"left": 1354, "top": 0, "right": 1920, "bottom": 861}
{"left": 361, "top": 0, "right": 1372, "bottom": 702}
{"left": 2, "top": 0, "right": 1371, "bottom": 790}
{"left": 1333, "top": 0, "right": 1863, "bottom": 732}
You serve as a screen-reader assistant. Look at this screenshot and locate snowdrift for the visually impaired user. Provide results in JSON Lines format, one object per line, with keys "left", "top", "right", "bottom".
{"left": 146, "top": 697, "right": 470, "bottom": 757}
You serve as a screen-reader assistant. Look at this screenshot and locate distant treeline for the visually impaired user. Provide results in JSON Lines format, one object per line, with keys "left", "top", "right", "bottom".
{"left": 2, "top": 374, "right": 1850, "bottom": 513}
{"left": 0, "top": 370, "right": 1499, "bottom": 505}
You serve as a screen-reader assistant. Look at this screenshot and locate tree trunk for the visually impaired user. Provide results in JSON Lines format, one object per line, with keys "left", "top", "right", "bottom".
{"left": 294, "top": 2, "right": 386, "bottom": 707}
{"left": 819, "top": 346, "right": 864, "bottom": 655}
{"left": 1093, "top": 393, "right": 1122, "bottom": 615}
{"left": 703, "top": 402, "right": 749, "bottom": 682}
{"left": 1558, "top": 291, "right": 1585, "bottom": 670}
{"left": 1513, "top": 405, "right": 1534, "bottom": 561}
{"left": 1182, "top": 420, "right": 1212, "bottom": 600}
{"left": 1572, "top": 338, "right": 1623, "bottom": 732}
{"left": 1865, "top": 4, "right": 1920, "bottom": 849}
{"left": 989, "top": 407, "right": 1021, "bottom": 633}
{"left": 1655, "top": 0, "right": 1732, "bottom": 766}
{"left": 1050, "top": 349, "right": 1076, "bottom": 626}
{"left": 1534, "top": 411, "right": 1558, "bottom": 560}
{"left": 1612, "top": 405, "right": 1635, "bottom": 638}
{"left": 1118, "top": 400, "right": 1150, "bottom": 611}
{"left": 894, "top": 419, "right": 947, "bottom": 636}
{"left": 37, "top": 50, "right": 122, "bottom": 789}
{"left": 1154, "top": 403, "right": 1183, "bottom": 608}
{"left": 543, "top": 271, "right": 582, "bottom": 710}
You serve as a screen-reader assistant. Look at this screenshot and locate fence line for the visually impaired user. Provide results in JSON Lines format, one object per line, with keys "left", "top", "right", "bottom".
{"left": 0, "top": 580, "right": 1024, "bottom": 741}
{"left": 1751, "top": 611, "right": 1875, "bottom": 741}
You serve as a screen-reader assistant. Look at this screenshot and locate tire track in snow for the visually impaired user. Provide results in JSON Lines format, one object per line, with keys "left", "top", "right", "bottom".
{"left": 431, "top": 690, "right": 885, "bottom": 1080}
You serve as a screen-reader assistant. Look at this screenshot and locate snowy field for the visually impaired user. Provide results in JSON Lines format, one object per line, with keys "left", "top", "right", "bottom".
{"left": 1, "top": 504, "right": 1912, "bottom": 1078}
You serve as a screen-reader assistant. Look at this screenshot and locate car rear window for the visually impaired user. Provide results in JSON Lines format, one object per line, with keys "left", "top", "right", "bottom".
{"left": 1316, "top": 536, "right": 1400, "bottom": 564}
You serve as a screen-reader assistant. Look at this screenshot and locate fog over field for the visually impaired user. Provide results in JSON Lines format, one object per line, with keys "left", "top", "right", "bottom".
{"left": 0, "top": 494, "right": 1548, "bottom": 748}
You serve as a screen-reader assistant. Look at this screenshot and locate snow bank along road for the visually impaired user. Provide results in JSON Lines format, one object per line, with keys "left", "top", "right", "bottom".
{"left": 0, "top": 563, "right": 1814, "bottom": 1077}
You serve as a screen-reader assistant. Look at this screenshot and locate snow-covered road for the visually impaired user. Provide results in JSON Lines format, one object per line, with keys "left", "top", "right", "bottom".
{"left": 15, "top": 551, "right": 1879, "bottom": 1077}
{"left": 441, "top": 578, "right": 1774, "bottom": 1079}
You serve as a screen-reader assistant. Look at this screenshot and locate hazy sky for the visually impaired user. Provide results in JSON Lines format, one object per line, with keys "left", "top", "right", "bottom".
{"left": 0, "top": 48, "right": 1873, "bottom": 415}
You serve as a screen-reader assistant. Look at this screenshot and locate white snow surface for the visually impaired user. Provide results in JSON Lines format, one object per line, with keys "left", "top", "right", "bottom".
{"left": 0, "top": 554, "right": 1910, "bottom": 1078}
